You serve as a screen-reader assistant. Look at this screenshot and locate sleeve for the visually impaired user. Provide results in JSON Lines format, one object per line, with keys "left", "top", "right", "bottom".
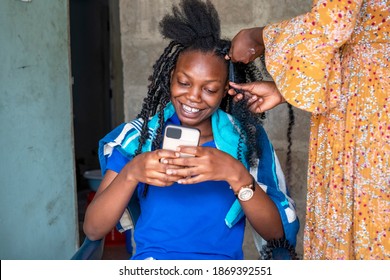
{"left": 98, "top": 121, "right": 139, "bottom": 175}
{"left": 251, "top": 125, "right": 299, "bottom": 246}
{"left": 263, "top": 0, "right": 363, "bottom": 113}
{"left": 98, "top": 122, "right": 128, "bottom": 175}
{"left": 105, "top": 148, "right": 130, "bottom": 174}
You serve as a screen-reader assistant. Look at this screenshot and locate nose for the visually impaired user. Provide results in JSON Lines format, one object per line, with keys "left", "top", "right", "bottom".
{"left": 187, "top": 87, "right": 202, "bottom": 102}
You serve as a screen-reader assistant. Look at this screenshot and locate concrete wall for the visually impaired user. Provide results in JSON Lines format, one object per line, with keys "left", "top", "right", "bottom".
{"left": 117, "top": 0, "right": 312, "bottom": 258}
{"left": 0, "top": 0, "right": 77, "bottom": 259}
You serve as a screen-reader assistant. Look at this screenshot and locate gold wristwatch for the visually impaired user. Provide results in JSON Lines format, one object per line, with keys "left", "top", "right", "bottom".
{"left": 235, "top": 177, "right": 256, "bottom": 201}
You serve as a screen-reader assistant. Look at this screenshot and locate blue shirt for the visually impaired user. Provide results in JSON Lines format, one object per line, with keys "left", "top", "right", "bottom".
{"left": 106, "top": 140, "right": 245, "bottom": 260}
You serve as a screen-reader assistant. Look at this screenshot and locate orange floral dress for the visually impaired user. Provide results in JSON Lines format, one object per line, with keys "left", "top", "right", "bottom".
{"left": 264, "top": 0, "right": 389, "bottom": 259}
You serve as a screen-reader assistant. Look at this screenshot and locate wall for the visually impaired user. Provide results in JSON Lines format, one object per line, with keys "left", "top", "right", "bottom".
{"left": 0, "top": 0, "right": 77, "bottom": 259}
{"left": 117, "top": 0, "right": 312, "bottom": 258}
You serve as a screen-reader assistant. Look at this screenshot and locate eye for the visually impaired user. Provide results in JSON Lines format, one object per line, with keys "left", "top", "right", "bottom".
{"left": 178, "top": 80, "right": 189, "bottom": 87}
{"left": 205, "top": 88, "right": 218, "bottom": 94}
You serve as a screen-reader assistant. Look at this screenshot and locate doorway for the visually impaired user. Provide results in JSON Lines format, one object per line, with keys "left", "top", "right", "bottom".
{"left": 69, "top": 0, "right": 113, "bottom": 247}
{"left": 70, "top": 0, "right": 111, "bottom": 191}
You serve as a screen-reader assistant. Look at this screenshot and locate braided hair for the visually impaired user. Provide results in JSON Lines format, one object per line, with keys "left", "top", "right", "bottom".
{"left": 136, "top": 0, "right": 268, "bottom": 195}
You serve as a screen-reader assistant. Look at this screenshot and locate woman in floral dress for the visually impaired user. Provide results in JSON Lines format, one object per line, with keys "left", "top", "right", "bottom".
{"left": 227, "top": 0, "right": 389, "bottom": 259}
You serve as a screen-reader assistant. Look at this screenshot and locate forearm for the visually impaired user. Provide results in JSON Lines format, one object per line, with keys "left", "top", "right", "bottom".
{"left": 83, "top": 168, "right": 138, "bottom": 240}
{"left": 241, "top": 185, "right": 284, "bottom": 240}
{"left": 227, "top": 168, "right": 284, "bottom": 241}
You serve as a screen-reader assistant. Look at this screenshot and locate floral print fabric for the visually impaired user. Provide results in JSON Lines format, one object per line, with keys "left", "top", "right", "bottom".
{"left": 264, "top": 0, "right": 389, "bottom": 259}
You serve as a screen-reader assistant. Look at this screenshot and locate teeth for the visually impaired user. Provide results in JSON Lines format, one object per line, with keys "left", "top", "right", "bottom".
{"left": 182, "top": 104, "right": 200, "bottom": 113}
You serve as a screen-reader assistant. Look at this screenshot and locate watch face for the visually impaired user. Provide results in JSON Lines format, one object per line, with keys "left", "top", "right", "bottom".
{"left": 238, "top": 188, "right": 254, "bottom": 201}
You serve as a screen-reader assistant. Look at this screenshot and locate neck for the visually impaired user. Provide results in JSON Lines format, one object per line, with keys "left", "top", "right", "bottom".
{"left": 200, "top": 132, "right": 213, "bottom": 138}
{"left": 199, "top": 132, "right": 213, "bottom": 145}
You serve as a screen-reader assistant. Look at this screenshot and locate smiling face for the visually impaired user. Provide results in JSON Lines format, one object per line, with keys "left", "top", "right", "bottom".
{"left": 170, "top": 50, "right": 229, "bottom": 136}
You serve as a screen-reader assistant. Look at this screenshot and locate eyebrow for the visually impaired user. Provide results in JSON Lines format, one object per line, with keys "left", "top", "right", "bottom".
{"left": 178, "top": 71, "right": 224, "bottom": 84}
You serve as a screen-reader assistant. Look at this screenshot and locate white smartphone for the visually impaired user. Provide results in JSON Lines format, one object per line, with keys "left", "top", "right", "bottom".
{"left": 162, "top": 124, "right": 200, "bottom": 157}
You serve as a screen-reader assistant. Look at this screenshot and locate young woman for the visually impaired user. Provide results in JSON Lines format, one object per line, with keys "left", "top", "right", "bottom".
{"left": 83, "top": 0, "right": 299, "bottom": 260}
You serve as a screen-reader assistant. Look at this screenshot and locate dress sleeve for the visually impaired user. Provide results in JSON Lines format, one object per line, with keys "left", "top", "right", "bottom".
{"left": 263, "top": 0, "right": 363, "bottom": 113}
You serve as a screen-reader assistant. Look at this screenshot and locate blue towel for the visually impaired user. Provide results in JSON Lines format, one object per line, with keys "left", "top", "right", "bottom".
{"left": 99, "top": 102, "right": 249, "bottom": 227}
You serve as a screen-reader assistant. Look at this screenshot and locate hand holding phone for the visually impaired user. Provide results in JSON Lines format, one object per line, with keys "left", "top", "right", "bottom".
{"left": 162, "top": 125, "right": 200, "bottom": 157}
